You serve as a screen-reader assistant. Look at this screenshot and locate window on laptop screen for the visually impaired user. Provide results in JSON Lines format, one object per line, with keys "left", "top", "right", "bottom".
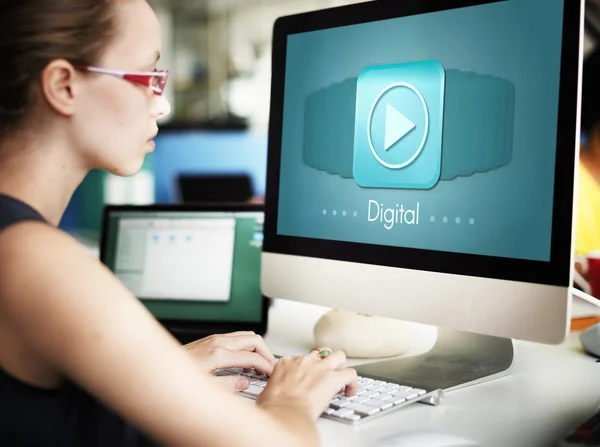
{"left": 102, "top": 210, "right": 264, "bottom": 323}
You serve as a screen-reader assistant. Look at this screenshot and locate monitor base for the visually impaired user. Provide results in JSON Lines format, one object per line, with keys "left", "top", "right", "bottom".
{"left": 354, "top": 327, "right": 513, "bottom": 392}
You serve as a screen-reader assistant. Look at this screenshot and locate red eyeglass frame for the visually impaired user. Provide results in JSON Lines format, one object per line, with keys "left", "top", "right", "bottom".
{"left": 72, "top": 65, "right": 169, "bottom": 96}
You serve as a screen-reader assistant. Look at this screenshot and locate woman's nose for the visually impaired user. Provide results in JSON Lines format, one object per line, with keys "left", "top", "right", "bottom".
{"left": 152, "top": 94, "right": 171, "bottom": 120}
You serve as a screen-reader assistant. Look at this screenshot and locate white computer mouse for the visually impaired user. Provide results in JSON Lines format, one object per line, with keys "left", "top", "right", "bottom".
{"left": 376, "top": 431, "right": 480, "bottom": 447}
{"left": 580, "top": 322, "right": 600, "bottom": 357}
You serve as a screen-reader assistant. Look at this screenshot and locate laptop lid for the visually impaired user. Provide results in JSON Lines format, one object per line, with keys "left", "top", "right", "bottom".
{"left": 100, "top": 203, "right": 268, "bottom": 342}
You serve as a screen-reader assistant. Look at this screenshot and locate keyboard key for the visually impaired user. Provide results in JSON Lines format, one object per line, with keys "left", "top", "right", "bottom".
{"left": 381, "top": 385, "right": 400, "bottom": 393}
{"left": 330, "top": 398, "right": 351, "bottom": 409}
{"left": 363, "top": 399, "right": 393, "bottom": 410}
{"left": 368, "top": 385, "right": 386, "bottom": 392}
{"left": 343, "top": 413, "right": 361, "bottom": 422}
{"left": 214, "top": 370, "right": 237, "bottom": 377}
{"left": 349, "top": 395, "right": 371, "bottom": 403}
{"left": 332, "top": 408, "right": 355, "bottom": 418}
{"left": 243, "top": 384, "right": 264, "bottom": 396}
{"left": 358, "top": 390, "right": 380, "bottom": 398}
{"left": 391, "top": 389, "right": 418, "bottom": 400}
{"left": 345, "top": 402, "right": 381, "bottom": 417}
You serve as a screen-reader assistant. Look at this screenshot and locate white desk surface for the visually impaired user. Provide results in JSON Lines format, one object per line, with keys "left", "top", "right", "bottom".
{"left": 264, "top": 298, "right": 600, "bottom": 447}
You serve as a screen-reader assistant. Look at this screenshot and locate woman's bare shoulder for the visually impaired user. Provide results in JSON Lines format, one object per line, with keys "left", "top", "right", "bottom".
{"left": 0, "top": 219, "right": 78, "bottom": 250}
{"left": 0, "top": 221, "right": 106, "bottom": 330}
{"left": 0, "top": 221, "right": 92, "bottom": 285}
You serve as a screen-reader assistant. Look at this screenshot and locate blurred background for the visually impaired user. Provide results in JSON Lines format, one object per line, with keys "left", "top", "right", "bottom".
{"left": 61, "top": 0, "right": 369, "bottom": 240}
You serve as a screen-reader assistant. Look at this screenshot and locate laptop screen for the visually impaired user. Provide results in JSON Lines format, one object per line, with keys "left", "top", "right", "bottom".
{"left": 101, "top": 208, "right": 264, "bottom": 324}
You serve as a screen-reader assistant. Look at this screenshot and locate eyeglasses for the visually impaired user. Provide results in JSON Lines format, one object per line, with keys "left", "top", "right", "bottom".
{"left": 73, "top": 65, "right": 169, "bottom": 96}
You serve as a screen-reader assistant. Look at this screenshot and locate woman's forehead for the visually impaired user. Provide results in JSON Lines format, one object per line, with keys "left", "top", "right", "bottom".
{"left": 102, "top": 0, "right": 161, "bottom": 68}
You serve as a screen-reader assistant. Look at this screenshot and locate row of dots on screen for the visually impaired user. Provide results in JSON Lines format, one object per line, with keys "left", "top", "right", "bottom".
{"left": 322, "top": 209, "right": 475, "bottom": 225}
{"left": 323, "top": 209, "right": 358, "bottom": 217}
{"left": 431, "top": 216, "right": 476, "bottom": 225}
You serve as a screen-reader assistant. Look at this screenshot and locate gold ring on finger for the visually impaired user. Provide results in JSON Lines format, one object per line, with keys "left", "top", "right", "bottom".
{"left": 318, "top": 348, "right": 332, "bottom": 358}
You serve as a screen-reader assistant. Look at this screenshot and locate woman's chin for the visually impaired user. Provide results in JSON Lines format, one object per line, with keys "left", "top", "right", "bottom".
{"left": 104, "top": 158, "right": 145, "bottom": 177}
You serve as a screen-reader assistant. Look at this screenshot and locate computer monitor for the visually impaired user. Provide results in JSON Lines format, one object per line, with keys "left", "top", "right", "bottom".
{"left": 151, "top": 127, "right": 267, "bottom": 203}
{"left": 262, "top": 0, "right": 583, "bottom": 389}
{"left": 100, "top": 204, "right": 268, "bottom": 343}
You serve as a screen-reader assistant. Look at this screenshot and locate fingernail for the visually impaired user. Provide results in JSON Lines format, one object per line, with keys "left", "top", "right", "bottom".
{"left": 236, "top": 377, "right": 249, "bottom": 391}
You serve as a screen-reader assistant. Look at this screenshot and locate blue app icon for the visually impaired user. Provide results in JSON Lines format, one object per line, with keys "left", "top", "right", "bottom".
{"left": 353, "top": 60, "right": 446, "bottom": 189}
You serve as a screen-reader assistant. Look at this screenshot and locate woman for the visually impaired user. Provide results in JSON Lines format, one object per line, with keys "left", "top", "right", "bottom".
{"left": 0, "top": 1, "right": 358, "bottom": 446}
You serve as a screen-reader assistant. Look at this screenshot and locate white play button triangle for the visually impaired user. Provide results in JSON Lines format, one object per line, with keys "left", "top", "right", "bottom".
{"left": 384, "top": 103, "right": 415, "bottom": 151}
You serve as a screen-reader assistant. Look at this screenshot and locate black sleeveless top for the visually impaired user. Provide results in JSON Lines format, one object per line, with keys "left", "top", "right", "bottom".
{"left": 0, "top": 194, "right": 156, "bottom": 447}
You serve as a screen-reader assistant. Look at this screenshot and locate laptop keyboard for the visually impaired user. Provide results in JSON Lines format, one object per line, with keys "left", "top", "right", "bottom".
{"left": 215, "top": 366, "right": 444, "bottom": 424}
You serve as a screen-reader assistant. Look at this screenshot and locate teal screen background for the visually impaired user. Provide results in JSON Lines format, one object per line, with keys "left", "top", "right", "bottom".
{"left": 277, "top": 0, "right": 564, "bottom": 262}
{"left": 104, "top": 212, "right": 263, "bottom": 323}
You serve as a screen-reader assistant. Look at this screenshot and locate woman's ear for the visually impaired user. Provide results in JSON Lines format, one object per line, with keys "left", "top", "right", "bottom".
{"left": 40, "top": 60, "right": 77, "bottom": 117}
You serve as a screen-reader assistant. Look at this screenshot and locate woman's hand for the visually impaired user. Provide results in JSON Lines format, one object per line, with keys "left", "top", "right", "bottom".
{"left": 184, "top": 331, "right": 276, "bottom": 389}
{"left": 256, "top": 348, "right": 358, "bottom": 420}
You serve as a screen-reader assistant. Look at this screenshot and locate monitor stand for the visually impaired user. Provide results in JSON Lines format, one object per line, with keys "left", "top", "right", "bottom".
{"left": 354, "top": 327, "right": 513, "bottom": 393}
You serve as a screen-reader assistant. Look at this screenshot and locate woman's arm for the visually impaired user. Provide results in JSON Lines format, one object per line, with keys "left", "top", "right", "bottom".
{"left": 0, "top": 222, "right": 325, "bottom": 447}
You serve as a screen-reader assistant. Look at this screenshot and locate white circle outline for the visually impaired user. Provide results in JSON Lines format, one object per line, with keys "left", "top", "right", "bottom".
{"left": 367, "top": 82, "right": 429, "bottom": 169}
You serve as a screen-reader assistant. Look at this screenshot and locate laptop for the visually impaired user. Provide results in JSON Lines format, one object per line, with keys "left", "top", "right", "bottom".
{"left": 99, "top": 203, "right": 269, "bottom": 344}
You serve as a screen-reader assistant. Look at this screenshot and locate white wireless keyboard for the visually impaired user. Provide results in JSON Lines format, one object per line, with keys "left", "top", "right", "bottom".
{"left": 215, "top": 367, "right": 444, "bottom": 424}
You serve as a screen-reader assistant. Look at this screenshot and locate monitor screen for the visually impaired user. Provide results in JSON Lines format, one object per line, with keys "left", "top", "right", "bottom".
{"left": 101, "top": 208, "right": 265, "bottom": 324}
{"left": 276, "top": 0, "right": 563, "bottom": 264}
{"left": 151, "top": 130, "right": 268, "bottom": 203}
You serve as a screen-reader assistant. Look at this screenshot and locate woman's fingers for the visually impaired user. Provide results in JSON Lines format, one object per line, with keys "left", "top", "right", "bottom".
{"left": 312, "top": 350, "right": 355, "bottom": 397}
{"left": 215, "top": 374, "right": 251, "bottom": 393}
{"left": 212, "top": 348, "right": 275, "bottom": 376}
{"left": 325, "top": 368, "right": 359, "bottom": 397}
{"left": 338, "top": 369, "right": 359, "bottom": 396}
{"left": 221, "top": 331, "right": 258, "bottom": 337}
{"left": 314, "top": 349, "right": 348, "bottom": 371}
{"left": 213, "top": 333, "right": 276, "bottom": 366}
